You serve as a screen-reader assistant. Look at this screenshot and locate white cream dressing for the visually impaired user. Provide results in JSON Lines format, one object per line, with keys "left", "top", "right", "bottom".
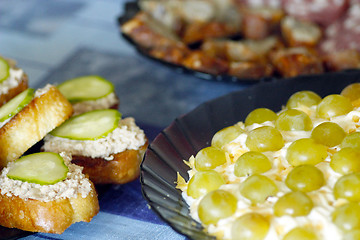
{"left": 43, "top": 117, "right": 146, "bottom": 159}
{"left": 180, "top": 105, "right": 360, "bottom": 240}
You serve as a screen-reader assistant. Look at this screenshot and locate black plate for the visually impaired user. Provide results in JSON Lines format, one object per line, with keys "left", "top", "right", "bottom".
{"left": 118, "top": 1, "right": 360, "bottom": 84}
{"left": 140, "top": 71, "right": 360, "bottom": 239}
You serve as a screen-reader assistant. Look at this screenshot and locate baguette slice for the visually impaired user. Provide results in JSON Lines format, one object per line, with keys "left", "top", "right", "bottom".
{"left": 0, "top": 153, "right": 99, "bottom": 234}
{"left": 0, "top": 85, "right": 73, "bottom": 167}
{"left": 0, "top": 58, "right": 28, "bottom": 107}
{"left": 71, "top": 140, "right": 148, "bottom": 184}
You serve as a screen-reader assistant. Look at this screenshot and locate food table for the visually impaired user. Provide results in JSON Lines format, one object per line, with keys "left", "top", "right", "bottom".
{"left": 0, "top": 0, "right": 246, "bottom": 239}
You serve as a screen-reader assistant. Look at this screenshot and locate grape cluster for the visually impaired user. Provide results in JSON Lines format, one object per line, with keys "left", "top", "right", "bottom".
{"left": 180, "top": 83, "right": 360, "bottom": 240}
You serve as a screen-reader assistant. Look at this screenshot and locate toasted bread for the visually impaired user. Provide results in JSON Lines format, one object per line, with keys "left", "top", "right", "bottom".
{"left": 0, "top": 85, "right": 73, "bottom": 167}
{"left": 0, "top": 59, "right": 29, "bottom": 107}
{"left": 0, "top": 153, "right": 99, "bottom": 234}
{"left": 71, "top": 140, "right": 148, "bottom": 184}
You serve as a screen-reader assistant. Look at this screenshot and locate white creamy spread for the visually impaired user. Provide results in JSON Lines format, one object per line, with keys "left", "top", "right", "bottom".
{"left": 0, "top": 84, "right": 53, "bottom": 129}
{"left": 0, "top": 153, "right": 92, "bottom": 202}
{"left": 0, "top": 68, "right": 24, "bottom": 95}
{"left": 179, "top": 104, "right": 360, "bottom": 240}
{"left": 43, "top": 117, "right": 146, "bottom": 159}
{"left": 72, "top": 92, "right": 119, "bottom": 116}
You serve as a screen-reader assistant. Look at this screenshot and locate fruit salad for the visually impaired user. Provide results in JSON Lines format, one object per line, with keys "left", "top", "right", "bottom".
{"left": 177, "top": 83, "right": 360, "bottom": 240}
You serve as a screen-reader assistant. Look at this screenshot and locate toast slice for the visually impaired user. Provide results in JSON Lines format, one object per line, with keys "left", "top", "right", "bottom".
{"left": 43, "top": 117, "right": 148, "bottom": 184}
{"left": 0, "top": 58, "right": 28, "bottom": 107}
{"left": 0, "top": 152, "right": 99, "bottom": 234}
{"left": 0, "top": 85, "right": 73, "bottom": 167}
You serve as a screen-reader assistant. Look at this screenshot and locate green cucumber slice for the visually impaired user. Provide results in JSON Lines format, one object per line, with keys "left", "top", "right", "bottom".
{"left": 0, "top": 57, "right": 10, "bottom": 83}
{"left": 50, "top": 109, "right": 121, "bottom": 140}
{"left": 57, "top": 75, "right": 115, "bottom": 103}
{"left": 0, "top": 88, "right": 34, "bottom": 122}
{"left": 7, "top": 152, "right": 69, "bottom": 185}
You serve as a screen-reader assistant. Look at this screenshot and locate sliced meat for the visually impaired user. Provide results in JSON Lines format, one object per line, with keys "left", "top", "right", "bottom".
{"left": 282, "top": 0, "right": 348, "bottom": 26}
{"left": 320, "top": 3, "right": 360, "bottom": 53}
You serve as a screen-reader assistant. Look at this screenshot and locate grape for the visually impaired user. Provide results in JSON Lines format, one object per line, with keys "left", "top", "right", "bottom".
{"left": 333, "top": 172, "right": 360, "bottom": 202}
{"left": 275, "top": 109, "right": 313, "bottom": 131}
{"left": 285, "top": 165, "right": 324, "bottom": 192}
{"left": 195, "top": 146, "right": 226, "bottom": 171}
{"left": 244, "top": 108, "right": 278, "bottom": 126}
{"left": 187, "top": 170, "right": 225, "bottom": 199}
{"left": 234, "top": 151, "right": 272, "bottom": 177}
{"left": 211, "top": 125, "right": 244, "bottom": 149}
{"left": 286, "top": 91, "right": 322, "bottom": 109}
{"left": 198, "top": 190, "right": 237, "bottom": 225}
{"left": 330, "top": 147, "right": 360, "bottom": 175}
{"left": 239, "top": 174, "right": 278, "bottom": 204}
{"left": 316, "top": 94, "right": 353, "bottom": 120}
{"left": 273, "top": 191, "right": 313, "bottom": 217}
{"left": 341, "top": 83, "right": 360, "bottom": 102}
{"left": 286, "top": 138, "right": 328, "bottom": 166}
{"left": 332, "top": 202, "right": 360, "bottom": 232}
{"left": 341, "top": 132, "right": 360, "bottom": 150}
{"left": 344, "top": 229, "right": 360, "bottom": 240}
{"left": 231, "top": 213, "right": 270, "bottom": 240}
{"left": 311, "top": 122, "right": 346, "bottom": 147}
{"left": 246, "top": 126, "right": 284, "bottom": 152}
{"left": 283, "top": 227, "right": 319, "bottom": 240}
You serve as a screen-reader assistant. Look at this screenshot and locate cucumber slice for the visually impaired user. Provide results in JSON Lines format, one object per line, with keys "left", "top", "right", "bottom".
{"left": 57, "top": 75, "right": 115, "bottom": 103}
{"left": 0, "top": 88, "right": 34, "bottom": 122}
{"left": 7, "top": 152, "right": 69, "bottom": 185}
{"left": 50, "top": 109, "right": 121, "bottom": 140}
{"left": 0, "top": 57, "right": 10, "bottom": 83}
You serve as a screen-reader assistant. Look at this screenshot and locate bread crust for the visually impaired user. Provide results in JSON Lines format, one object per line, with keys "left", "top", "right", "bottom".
{"left": 0, "top": 182, "right": 99, "bottom": 234}
{"left": 0, "top": 73, "right": 28, "bottom": 107}
{"left": 71, "top": 140, "right": 148, "bottom": 184}
{"left": 0, "top": 86, "right": 73, "bottom": 167}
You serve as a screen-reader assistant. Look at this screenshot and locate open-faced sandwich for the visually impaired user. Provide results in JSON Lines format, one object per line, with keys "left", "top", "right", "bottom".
{"left": 0, "top": 152, "right": 99, "bottom": 233}
{"left": 42, "top": 109, "right": 148, "bottom": 184}
{"left": 57, "top": 75, "right": 119, "bottom": 116}
{"left": 177, "top": 82, "right": 360, "bottom": 239}
{"left": 0, "top": 84, "right": 73, "bottom": 166}
{"left": 0, "top": 56, "right": 28, "bottom": 107}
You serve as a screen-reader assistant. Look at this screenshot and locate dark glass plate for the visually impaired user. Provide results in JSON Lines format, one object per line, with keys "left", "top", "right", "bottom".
{"left": 140, "top": 71, "right": 360, "bottom": 239}
{"left": 118, "top": 1, "right": 360, "bottom": 84}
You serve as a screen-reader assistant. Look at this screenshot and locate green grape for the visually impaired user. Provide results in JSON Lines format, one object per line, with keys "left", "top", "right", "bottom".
{"left": 311, "top": 122, "right": 346, "bottom": 147}
{"left": 195, "top": 146, "right": 226, "bottom": 171}
{"left": 316, "top": 94, "right": 353, "bottom": 120}
{"left": 333, "top": 173, "right": 360, "bottom": 201}
{"left": 341, "top": 83, "right": 360, "bottom": 102}
{"left": 239, "top": 174, "right": 278, "bottom": 204}
{"left": 332, "top": 202, "right": 360, "bottom": 232}
{"left": 231, "top": 213, "right": 270, "bottom": 240}
{"left": 275, "top": 109, "right": 313, "bottom": 131}
{"left": 341, "top": 132, "right": 360, "bottom": 150}
{"left": 273, "top": 191, "right": 313, "bottom": 217}
{"left": 198, "top": 190, "right": 237, "bottom": 225}
{"left": 286, "top": 138, "right": 328, "bottom": 166}
{"left": 286, "top": 91, "right": 322, "bottom": 109}
{"left": 344, "top": 229, "right": 360, "bottom": 240}
{"left": 283, "top": 227, "right": 319, "bottom": 240}
{"left": 285, "top": 165, "right": 324, "bottom": 192}
{"left": 211, "top": 125, "right": 244, "bottom": 149}
{"left": 330, "top": 147, "right": 360, "bottom": 175}
{"left": 187, "top": 170, "right": 226, "bottom": 199}
{"left": 234, "top": 151, "right": 272, "bottom": 177}
{"left": 244, "top": 108, "right": 278, "bottom": 126}
{"left": 246, "top": 126, "right": 284, "bottom": 152}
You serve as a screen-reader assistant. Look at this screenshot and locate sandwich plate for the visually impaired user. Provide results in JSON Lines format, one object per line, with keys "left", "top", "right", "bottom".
{"left": 140, "top": 71, "right": 360, "bottom": 239}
